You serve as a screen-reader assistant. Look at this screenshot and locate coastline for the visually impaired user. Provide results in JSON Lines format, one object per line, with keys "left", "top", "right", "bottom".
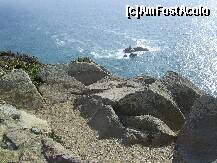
{"left": 0, "top": 51, "right": 216, "bottom": 162}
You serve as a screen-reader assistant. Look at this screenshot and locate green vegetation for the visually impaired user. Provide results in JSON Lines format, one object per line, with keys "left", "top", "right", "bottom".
{"left": 76, "top": 56, "right": 92, "bottom": 63}
{"left": 0, "top": 51, "right": 43, "bottom": 88}
{"left": 15, "top": 64, "right": 42, "bottom": 88}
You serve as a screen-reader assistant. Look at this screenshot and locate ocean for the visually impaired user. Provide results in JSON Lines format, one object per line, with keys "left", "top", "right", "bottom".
{"left": 0, "top": 0, "right": 216, "bottom": 96}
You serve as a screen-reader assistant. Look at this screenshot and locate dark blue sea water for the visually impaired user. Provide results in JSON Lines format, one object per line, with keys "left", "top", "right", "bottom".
{"left": 0, "top": 0, "right": 216, "bottom": 96}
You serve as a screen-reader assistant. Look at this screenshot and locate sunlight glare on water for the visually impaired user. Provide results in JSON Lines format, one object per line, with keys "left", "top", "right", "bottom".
{"left": 0, "top": 0, "right": 216, "bottom": 97}
{"left": 177, "top": 0, "right": 217, "bottom": 96}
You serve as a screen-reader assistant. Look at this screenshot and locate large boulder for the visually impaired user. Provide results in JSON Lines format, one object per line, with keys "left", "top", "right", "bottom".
{"left": 68, "top": 60, "right": 110, "bottom": 85}
{"left": 114, "top": 81, "right": 185, "bottom": 132}
{"left": 175, "top": 95, "right": 217, "bottom": 162}
{"left": 38, "top": 65, "right": 86, "bottom": 104}
{"left": 38, "top": 64, "right": 84, "bottom": 90}
{"left": 122, "top": 115, "right": 176, "bottom": 146}
{"left": 89, "top": 77, "right": 146, "bottom": 106}
{"left": 80, "top": 80, "right": 185, "bottom": 132}
{"left": 0, "top": 69, "right": 44, "bottom": 110}
{"left": 75, "top": 95, "right": 125, "bottom": 138}
{"left": 74, "top": 95, "right": 105, "bottom": 120}
{"left": 162, "top": 71, "right": 203, "bottom": 116}
{"left": 88, "top": 104, "right": 125, "bottom": 138}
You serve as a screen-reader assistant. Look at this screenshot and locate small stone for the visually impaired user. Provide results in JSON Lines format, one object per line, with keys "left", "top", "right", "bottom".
{"left": 31, "top": 127, "right": 42, "bottom": 135}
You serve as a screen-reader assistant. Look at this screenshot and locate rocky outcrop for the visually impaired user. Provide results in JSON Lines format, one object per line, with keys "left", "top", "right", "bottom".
{"left": 174, "top": 95, "right": 217, "bottom": 163}
{"left": 0, "top": 52, "right": 216, "bottom": 162}
{"left": 75, "top": 94, "right": 177, "bottom": 146}
{"left": 162, "top": 71, "right": 203, "bottom": 116}
{"left": 74, "top": 80, "right": 184, "bottom": 146}
{"left": 113, "top": 81, "right": 185, "bottom": 132}
{"left": 68, "top": 60, "right": 110, "bottom": 85}
{"left": 0, "top": 69, "right": 44, "bottom": 110}
{"left": 123, "top": 46, "right": 149, "bottom": 53}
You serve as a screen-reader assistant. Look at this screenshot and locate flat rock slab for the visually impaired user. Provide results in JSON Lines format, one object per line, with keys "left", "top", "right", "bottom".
{"left": 95, "top": 87, "right": 143, "bottom": 104}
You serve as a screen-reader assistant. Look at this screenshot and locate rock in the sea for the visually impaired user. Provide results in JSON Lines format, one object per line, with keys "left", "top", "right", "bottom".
{"left": 162, "top": 71, "right": 203, "bottom": 116}
{"left": 68, "top": 60, "right": 110, "bottom": 85}
{"left": 129, "top": 53, "right": 137, "bottom": 58}
{"left": 42, "top": 138, "right": 83, "bottom": 163}
{"left": 123, "top": 46, "right": 149, "bottom": 53}
{"left": 0, "top": 69, "right": 44, "bottom": 110}
{"left": 114, "top": 81, "right": 185, "bottom": 132}
{"left": 175, "top": 95, "right": 217, "bottom": 163}
{"left": 122, "top": 115, "right": 176, "bottom": 146}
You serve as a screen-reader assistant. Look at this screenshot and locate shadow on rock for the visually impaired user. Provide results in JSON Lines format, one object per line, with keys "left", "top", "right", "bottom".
{"left": 173, "top": 95, "right": 217, "bottom": 163}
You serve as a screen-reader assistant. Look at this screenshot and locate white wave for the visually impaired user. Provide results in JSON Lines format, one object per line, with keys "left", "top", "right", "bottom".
{"left": 90, "top": 49, "right": 123, "bottom": 59}
{"left": 91, "top": 48, "right": 151, "bottom": 60}
{"left": 103, "top": 29, "right": 161, "bottom": 52}
{"left": 134, "top": 38, "right": 161, "bottom": 52}
{"left": 52, "top": 32, "right": 87, "bottom": 48}
{"left": 55, "top": 38, "right": 65, "bottom": 47}
{"left": 78, "top": 47, "right": 84, "bottom": 53}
